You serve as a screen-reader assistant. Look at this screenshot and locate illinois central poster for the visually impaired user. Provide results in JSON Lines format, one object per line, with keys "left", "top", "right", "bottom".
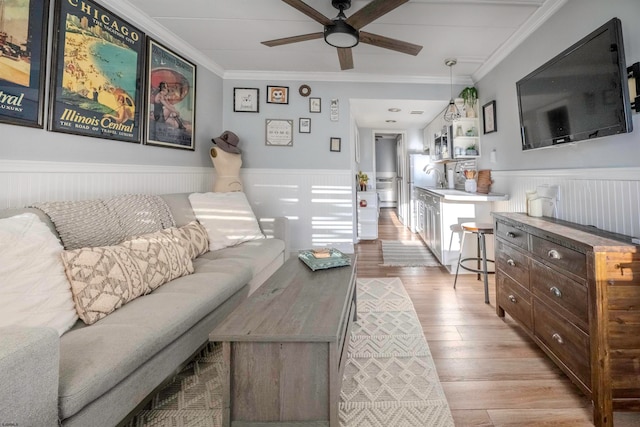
{"left": 48, "top": 0, "right": 145, "bottom": 143}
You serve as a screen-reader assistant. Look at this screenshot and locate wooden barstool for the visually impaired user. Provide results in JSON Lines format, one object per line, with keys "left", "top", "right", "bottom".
{"left": 453, "top": 222, "right": 495, "bottom": 304}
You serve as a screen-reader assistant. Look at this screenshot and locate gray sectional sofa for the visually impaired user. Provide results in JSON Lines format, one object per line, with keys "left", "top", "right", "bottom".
{"left": 0, "top": 193, "right": 289, "bottom": 426}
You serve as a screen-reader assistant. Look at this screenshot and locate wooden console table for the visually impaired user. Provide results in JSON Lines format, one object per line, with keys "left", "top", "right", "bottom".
{"left": 210, "top": 255, "right": 357, "bottom": 427}
{"left": 493, "top": 213, "right": 640, "bottom": 427}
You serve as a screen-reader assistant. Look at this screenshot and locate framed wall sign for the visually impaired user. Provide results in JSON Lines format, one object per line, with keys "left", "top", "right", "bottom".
{"left": 48, "top": 0, "right": 145, "bottom": 143}
{"left": 265, "top": 119, "right": 293, "bottom": 146}
{"left": 309, "top": 97, "right": 321, "bottom": 113}
{"left": 330, "top": 137, "right": 341, "bottom": 152}
{"left": 299, "top": 118, "right": 311, "bottom": 133}
{"left": 233, "top": 88, "right": 259, "bottom": 112}
{"left": 0, "top": 0, "right": 49, "bottom": 128}
{"left": 266, "top": 86, "right": 289, "bottom": 104}
{"left": 330, "top": 98, "right": 339, "bottom": 121}
{"left": 144, "top": 38, "right": 197, "bottom": 150}
{"left": 482, "top": 100, "right": 497, "bottom": 134}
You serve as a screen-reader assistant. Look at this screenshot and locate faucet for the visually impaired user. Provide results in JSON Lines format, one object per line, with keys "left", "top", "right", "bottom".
{"left": 425, "top": 165, "right": 446, "bottom": 188}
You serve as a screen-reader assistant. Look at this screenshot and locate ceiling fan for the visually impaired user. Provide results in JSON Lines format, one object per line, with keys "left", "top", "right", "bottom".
{"left": 261, "top": 0, "right": 423, "bottom": 70}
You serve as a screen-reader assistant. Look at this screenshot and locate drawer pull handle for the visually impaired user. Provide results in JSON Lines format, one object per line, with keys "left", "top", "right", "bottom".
{"left": 507, "top": 259, "right": 516, "bottom": 267}
{"left": 552, "top": 333, "right": 564, "bottom": 345}
{"left": 508, "top": 294, "right": 517, "bottom": 303}
{"left": 507, "top": 232, "right": 516, "bottom": 238}
{"left": 549, "top": 286, "right": 562, "bottom": 298}
{"left": 547, "top": 249, "right": 561, "bottom": 259}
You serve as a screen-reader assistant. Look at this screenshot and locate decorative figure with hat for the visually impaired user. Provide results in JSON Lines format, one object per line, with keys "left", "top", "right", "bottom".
{"left": 211, "top": 131, "right": 243, "bottom": 192}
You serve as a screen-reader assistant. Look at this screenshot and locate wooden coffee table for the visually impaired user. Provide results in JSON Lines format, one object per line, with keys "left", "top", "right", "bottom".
{"left": 210, "top": 255, "right": 357, "bottom": 427}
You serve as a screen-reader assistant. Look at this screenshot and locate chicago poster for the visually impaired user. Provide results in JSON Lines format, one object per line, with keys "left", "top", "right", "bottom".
{"left": 49, "top": 0, "right": 145, "bottom": 143}
{"left": 0, "top": 0, "right": 49, "bottom": 128}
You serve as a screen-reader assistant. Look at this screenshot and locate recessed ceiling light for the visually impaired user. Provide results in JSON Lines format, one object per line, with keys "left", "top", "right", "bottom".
{"left": 410, "top": 110, "right": 424, "bottom": 115}
{"left": 388, "top": 108, "right": 401, "bottom": 112}
{"left": 385, "top": 119, "right": 396, "bottom": 123}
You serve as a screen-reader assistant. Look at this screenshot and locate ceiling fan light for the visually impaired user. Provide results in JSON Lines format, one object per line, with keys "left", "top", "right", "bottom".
{"left": 324, "top": 20, "right": 359, "bottom": 48}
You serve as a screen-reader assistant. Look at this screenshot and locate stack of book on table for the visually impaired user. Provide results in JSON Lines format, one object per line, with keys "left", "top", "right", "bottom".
{"left": 298, "top": 248, "right": 351, "bottom": 271}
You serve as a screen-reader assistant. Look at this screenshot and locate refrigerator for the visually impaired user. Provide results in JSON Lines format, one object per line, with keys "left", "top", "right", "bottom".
{"left": 408, "top": 154, "right": 436, "bottom": 232}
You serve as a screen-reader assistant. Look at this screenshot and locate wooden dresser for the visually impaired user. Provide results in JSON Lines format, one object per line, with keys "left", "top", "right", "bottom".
{"left": 493, "top": 212, "right": 640, "bottom": 427}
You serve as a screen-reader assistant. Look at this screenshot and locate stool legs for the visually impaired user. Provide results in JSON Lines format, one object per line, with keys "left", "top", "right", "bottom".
{"left": 453, "top": 230, "right": 467, "bottom": 290}
{"left": 453, "top": 230, "right": 492, "bottom": 304}
{"left": 479, "top": 232, "right": 489, "bottom": 304}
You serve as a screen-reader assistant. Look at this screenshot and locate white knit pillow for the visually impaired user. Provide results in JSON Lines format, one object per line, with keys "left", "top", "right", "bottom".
{"left": 0, "top": 213, "right": 78, "bottom": 336}
{"left": 188, "top": 192, "right": 265, "bottom": 251}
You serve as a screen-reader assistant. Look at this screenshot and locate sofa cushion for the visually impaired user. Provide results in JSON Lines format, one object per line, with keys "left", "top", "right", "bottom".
{"left": 189, "top": 192, "right": 265, "bottom": 251}
{"left": 179, "top": 221, "right": 210, "bottom": 259}
{"left": 61, "top": 228, "right": 194, "bottom": 325}
{"left": 199, "top": 237, "right": 285, "bottom": 276}
{"left": 57, "top": 262, "right": 249, "bottom": 419}
{"left": 0, "top": 213, "right": 78, "bottom": 336}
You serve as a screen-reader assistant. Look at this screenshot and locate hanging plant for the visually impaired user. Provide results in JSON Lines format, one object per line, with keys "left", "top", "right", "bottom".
{"left": 459, "top": 87, "right": 478, "bottom": 107}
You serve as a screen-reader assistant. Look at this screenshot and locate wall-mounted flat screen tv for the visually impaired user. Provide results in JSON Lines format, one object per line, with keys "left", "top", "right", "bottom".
{"left": 517, "top": 18, "right": 633, "bottom": 151}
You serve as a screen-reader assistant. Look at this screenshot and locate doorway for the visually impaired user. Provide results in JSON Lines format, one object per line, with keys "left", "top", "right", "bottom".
{"left": 373, "top": 131, "right": 408, "bottom": 225}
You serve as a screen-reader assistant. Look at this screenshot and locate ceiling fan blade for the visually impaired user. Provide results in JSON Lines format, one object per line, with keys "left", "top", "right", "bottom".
{"left": 360, "top": 31, "right": 422, "bottom": 56}
{"left": 282, "top": 0, "right": 332, "bottom": 26}
{"left": 346, "top": 0, "right": 409, "bottom": 30}
{"left": 262, "top": 32, "right": 323, "bottom": 47}
{"left": 337, "top": 48, "right": 354, "bottom": 70}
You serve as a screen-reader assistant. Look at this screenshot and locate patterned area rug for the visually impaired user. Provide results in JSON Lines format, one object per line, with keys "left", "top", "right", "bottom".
{"left": 381, "top": 240, "right": 441, "bottom": 267}
{"left": 126, "top": 277, "right": 453, "bottom": 427}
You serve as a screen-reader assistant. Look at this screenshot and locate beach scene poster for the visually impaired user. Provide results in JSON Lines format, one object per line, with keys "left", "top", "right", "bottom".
{"left": 48, "top": 0, "right": 145, "bottom": 143}
{"left": 0, "top": 0, "right": 49, "bottom": 128}
{"left": 144, "top": 38, "right": 196, "bottom": 150}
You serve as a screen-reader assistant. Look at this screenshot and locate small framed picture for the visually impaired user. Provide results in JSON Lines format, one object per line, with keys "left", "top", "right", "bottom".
{"left": 309, "top": 97, "right": 321, "bottom": 113}
{"left": 267, "top": 86, "right": 289, "bottom": 104}
{"left": 330, "top": 137, "right": 341, "bottom": 152}
{"left": 299, "top": 118, "right": 311, "bottom": 133}
{"left": 265, "top": 119, "right": 293, "bottom": 146}
{"left": 234, "top": 88, "right": 259, "bottom": 112}
{"left": 482, "top": 100, "right": 497, "bottom": 134}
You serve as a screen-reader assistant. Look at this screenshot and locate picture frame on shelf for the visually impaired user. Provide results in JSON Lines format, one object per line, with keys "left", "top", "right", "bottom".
{"left": 265, "top": 119, "right": 293, "bottom": 146}
{"left": 299, "top": 118, "right": 311, "bottom": 133}
{"left": 48, "top": 0, "right": 145, "bottom": 143}
{"left": 0, "top": 0, "right": 49, "bottom": 128}
{"left": 309, "top": 97, "right": 321, "bottom": 113}
{"left": 144, "top": 38, "right": 197, "bottom": 150}
{"left": 330, "top": 137, "right": 341, "bottom": 152}
{"left": 233, "top": 88, "right": 259, "bottom": 112}
{"left": 482, "top": 100, "right": 497, "bottom": 134}
{"left": 266, "top": 86, "right": 289, "bottom": 104}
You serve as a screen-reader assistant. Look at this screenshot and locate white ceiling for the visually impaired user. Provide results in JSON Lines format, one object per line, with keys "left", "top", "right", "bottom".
{"left": 121, "top": 0, "right": 566, "bottom": 129}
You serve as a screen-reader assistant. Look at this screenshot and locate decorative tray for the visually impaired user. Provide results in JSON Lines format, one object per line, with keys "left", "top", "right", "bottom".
{"left": 298, "top": 248, "right": 351, "bottom": 271}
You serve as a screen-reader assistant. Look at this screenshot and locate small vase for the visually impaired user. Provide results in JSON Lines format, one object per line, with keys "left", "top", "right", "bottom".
{"left": 466, "top": 105, "right": 476, "bottom": 118}
{"left": 464, "top": 179, "right": 477, "bottom": 193}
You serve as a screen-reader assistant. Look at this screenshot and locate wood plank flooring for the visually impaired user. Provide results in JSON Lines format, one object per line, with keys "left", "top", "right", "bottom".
{"left": 355, "top": 208, "right": 640, "bottom": 427}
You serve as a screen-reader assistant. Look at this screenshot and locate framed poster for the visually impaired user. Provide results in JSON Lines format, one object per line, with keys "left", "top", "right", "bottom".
{"left": 265, "top": 119, "right": 293, "bottom": 146}
{"left": 309, "top": 97, "right": 321, "bottom": 113}
{"left": 48, "top": 0, "right": 145, "bottom": 143}
{"left": 330, "top": 137, "right": 341, "bottom": 152}
{"left": 482, "top": 100, "right": 497, "bottom": 134}
{"left": 330, "top": 98, "right": 339, "bottom": 121}
{"left": 299, "top": 118, "right": 311, "bottom": 133}
{"left": 266, "top": 86, "right": 288, "bottom": 104}
{"left": 234, "top": 88, "right": 259, "bottom": 112}
{"left": 144, "top": 38, "right": 196, "bottom": 150}
{"left": 0, "top": 0, "right": 49, "bottom": 128}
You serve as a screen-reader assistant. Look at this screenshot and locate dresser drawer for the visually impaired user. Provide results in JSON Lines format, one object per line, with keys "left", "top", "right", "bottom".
{"left": 495, "top": 220, "right": 529, "bottom": 250}
{"left": 497, "top": 274, "right": 532, "bottom": 330}
{"left": 531, "top": 235, "right": 587, "bottom": 278}
{"left": 534, "top": 300, "right": 591, "bottom": 389}
{"left": 530, "top": 259, "right": 588, "bottom": 331}
{"left": 496, "top": 239, "right": 530, "bottom": 288}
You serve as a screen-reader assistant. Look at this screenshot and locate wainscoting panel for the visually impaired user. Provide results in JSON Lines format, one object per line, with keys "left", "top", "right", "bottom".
{"left": 491, "top": 167, "right": 640, "bottom": 239}
{"left": 0, "top": 161, "right": 356, "bottom": 252}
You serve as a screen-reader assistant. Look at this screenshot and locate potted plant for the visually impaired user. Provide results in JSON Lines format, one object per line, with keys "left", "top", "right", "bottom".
{"left": 459, "top": 87, "right": 478, "bottom": 118}
{"left": 465, "top": 144, "right": 478, "bottom": 156}
{"left": 357, "top": 171, "right": 369, "bottom": 191}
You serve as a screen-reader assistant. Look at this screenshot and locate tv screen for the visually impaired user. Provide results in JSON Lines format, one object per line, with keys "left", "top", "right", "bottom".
{"left": 517, "top": 18, "right": 633, "bottom": 151}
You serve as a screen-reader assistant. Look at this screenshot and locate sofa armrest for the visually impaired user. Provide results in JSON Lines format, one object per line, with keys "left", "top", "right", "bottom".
{"left": 258, "top": 216, "right": 290, "bottom": 260}
{"left": 0, "top": 326, "right": 59, "bottom": 426}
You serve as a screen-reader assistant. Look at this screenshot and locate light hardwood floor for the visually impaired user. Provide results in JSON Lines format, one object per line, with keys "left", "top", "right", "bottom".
{"left": 355, "top": 208, "right": 640, "bottom": 427}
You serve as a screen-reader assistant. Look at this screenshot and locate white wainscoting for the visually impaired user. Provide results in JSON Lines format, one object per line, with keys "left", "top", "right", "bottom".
{"left": 0, "top": 161, "right": 355, "bottom": 252}
{"left": 491, "top": 167, "right": 640, "bottom": 239}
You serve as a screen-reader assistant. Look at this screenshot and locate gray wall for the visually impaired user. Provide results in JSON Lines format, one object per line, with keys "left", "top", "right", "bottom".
{"left": 376, "top": 138, "right": 397, "bottom": 172}
{"left": 477, "top": 0, "right": 640, "bottom": 171}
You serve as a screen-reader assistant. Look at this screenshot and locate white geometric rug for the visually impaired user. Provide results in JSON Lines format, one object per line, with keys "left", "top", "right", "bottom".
{"left": 380, "top": 240, "right": 441, "bottom": 267}
{"left": 126, "top": 278, "right": 454, "bottom": 427}
{"left": 339, "top": 277, "right": 454, "bottom": 426}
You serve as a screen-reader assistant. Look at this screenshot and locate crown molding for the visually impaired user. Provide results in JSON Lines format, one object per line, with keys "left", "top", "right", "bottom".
{"left": 472, "top": 0, "right": 568, "bottom": 82}
{"left": 104, "top": 0, "right": 225, "bottom": 77}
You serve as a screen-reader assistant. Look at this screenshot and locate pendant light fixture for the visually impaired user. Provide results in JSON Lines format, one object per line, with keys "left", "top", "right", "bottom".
{"left": 443, "top": 58, "right": 461, "bottom": 122}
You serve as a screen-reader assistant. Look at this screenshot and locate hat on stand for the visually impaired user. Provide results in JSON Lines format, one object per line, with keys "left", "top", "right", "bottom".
{"left": 212, "top": 131, "right": 241, "bottom": 154}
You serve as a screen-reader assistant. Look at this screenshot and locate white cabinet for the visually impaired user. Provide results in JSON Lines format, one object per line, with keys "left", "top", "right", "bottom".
{"left": 451, "top": 114, "right": 480, "bottom": 159}
{"left": 357, "top": 191, "right": 378, "bottom": 240}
